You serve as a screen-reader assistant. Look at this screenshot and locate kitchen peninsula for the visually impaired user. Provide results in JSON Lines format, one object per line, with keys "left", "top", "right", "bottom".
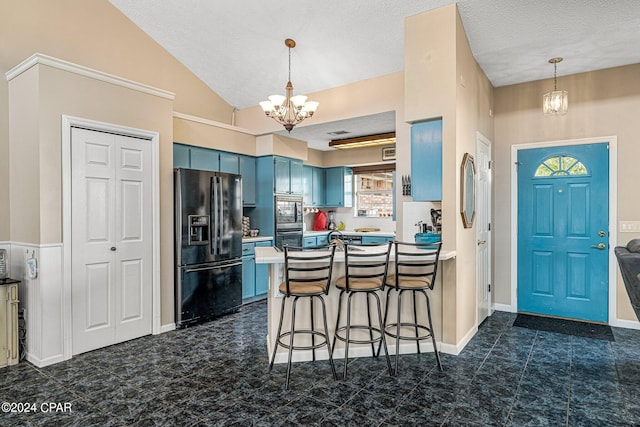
{"left": 255, "top": 244, "right": 456, "bottom": 364}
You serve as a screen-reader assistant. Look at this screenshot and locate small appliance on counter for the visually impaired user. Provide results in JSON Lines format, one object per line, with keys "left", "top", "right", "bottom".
{"left": 431, "top": 208, "right": 442, "bottom": 234}
{"left": 327, "top": 210, "right": 336, "bottom": 230}
{"left": 415, "top": 208, "right": 442, "bottom": 244}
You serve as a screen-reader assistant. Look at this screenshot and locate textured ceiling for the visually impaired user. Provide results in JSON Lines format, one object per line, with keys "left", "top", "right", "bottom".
{"left": 109, "top": 0, "right": 640, "bottom": 150}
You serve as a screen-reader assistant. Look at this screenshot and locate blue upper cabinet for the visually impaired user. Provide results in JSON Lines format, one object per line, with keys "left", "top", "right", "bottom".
{"left": 239, "top": 155, "right": 256, "bottom": 206}
{"left": 173, "top": 144, "right": 190, "bottom": 168}
{"left": 190, "top": 146, "right": 219, "bottom": 172}
{"left": 302, "top": 166, "right": 313, "bottom": 205}
{"left": 411, "top": 119, "right": 443, "bottom": 201}
{"left": 173, "top": 143, "right": 256, "bottom": 207}
{"left": 289, "top": 159, "right": 303, "bottom": 194}
{"left": 313, "top": 167, "right": 325, "bottom": 207}
{"left": 219, "top": 151, "right": 240, "bottom": 174}
{"left": 274, "top": 156, "right": 291, "bottom": 194}
{"left": 325, "top": 167, "right": 353, "bottom": 207}
{"left": 302, "top": 165, "right": 326, "bottom": 206}
{"left": 274, "top": 156, "right": 303, "bottom": 195}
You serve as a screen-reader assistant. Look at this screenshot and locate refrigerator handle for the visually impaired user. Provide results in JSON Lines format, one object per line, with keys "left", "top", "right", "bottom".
{"left": 216, "top": 176, "right": 225, "bottom": 255}
{"left": 212, "top": 176, "right": 219, "bottom": 256}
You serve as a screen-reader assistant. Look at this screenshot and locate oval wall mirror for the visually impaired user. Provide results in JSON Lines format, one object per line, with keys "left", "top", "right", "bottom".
{"left": 460, "top": 153, "right": 476, "bottom": 228}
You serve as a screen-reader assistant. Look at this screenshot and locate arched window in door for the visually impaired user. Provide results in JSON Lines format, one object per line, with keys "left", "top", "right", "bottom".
{"left": 534, "top": 155, "right": 589, "bottom": 177}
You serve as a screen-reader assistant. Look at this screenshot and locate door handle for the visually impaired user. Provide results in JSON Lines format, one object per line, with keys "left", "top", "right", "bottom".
{"left": 477, "top": 240, "right": 486, "bottom": 246}
{"left": 591, "top": 243, "right": 606, "bottom": 250}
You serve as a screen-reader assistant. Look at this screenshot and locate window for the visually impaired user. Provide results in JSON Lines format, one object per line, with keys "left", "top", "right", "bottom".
{"left": 355, "top": 172, "right": 393, "bottom": 217}
{"left": 534, "top": 155, "right": 589, "bottom": 177}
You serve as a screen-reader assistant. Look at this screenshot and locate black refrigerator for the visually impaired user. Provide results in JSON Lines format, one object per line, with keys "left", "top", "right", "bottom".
{"left": 174, "top": 168, "right": 243, "bottom": 327}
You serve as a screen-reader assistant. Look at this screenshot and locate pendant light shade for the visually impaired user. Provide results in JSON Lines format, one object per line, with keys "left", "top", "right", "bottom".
{"left": 543, "top": 57, "right": 568, "bottom": 115}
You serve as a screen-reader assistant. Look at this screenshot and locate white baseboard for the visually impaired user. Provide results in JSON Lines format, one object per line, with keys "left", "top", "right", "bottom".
{"left": 610, "top": 318, "right": 640, "bottom": 330}
{"left": 26, "top": 352, "right": 68, "bottom": 368}
{"left": 493, "top": 303, "right": 516, "bottom": 313}
{"left": 158, "top": 323, "right": 176, "bottom": 334}
{"left": 266, "top": 334, "right": 455, "bottom": 365}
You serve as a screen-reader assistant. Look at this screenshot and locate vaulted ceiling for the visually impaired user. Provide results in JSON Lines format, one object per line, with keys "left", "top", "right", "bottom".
{"left": 109, "top": 0, "right": 640, "bottom": 149}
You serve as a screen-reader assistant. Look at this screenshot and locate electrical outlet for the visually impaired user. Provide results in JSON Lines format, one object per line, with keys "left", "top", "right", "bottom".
{"left": 619, "top": 221, "right": 640, "bottom": 233}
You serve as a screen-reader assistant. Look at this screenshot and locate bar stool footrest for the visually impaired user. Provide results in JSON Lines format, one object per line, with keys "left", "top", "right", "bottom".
{"left": 334, "top": 325, "right": 385, "bottom": 345}
{"left": 384, "top": 322, "right": 434, "bottom": 342}
{"left": 276, "top": 330, "right": 330, "bottom": 351}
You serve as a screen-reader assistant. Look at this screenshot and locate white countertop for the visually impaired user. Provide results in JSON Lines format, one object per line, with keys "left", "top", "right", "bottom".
{"left": 242, "top": 236, "right": 274, "bottom": 243}
{"left": 304, "top": 230, "right": 395, "bottom": 238}
{"left": 255, "top": 245, "right": 456, "bottom": 264}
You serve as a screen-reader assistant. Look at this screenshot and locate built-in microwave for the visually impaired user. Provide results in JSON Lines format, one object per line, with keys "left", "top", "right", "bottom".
{"left": 275, "top": 195, "right": 303, "bottom": 231}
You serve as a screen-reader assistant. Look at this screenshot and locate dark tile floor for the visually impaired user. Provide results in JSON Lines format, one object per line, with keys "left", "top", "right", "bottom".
{"left": 2, "top": 301, "right": 640, "bottom": 426}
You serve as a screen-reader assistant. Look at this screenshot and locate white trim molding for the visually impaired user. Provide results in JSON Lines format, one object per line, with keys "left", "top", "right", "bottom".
{"left": 493, "top": 303, "right": 516, "bottom": 313}
{"left": 6, "top": 53, "right": 175, "bottom": 100}
{"left": 173, "top": 112, "right": 256, "bottom": 136}
{"left": 62, "top": 115, "right": 162, "bottom": 361}
{"left": 510, "top": 136, "right": 618, "bottom": 324}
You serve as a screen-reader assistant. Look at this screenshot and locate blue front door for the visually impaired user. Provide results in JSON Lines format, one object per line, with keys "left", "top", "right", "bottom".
{"left": 517, "top": 143, "right": 609, "bottom": 322}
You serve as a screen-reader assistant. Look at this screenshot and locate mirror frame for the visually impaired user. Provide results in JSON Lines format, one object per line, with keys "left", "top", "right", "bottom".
{"left": 460, "top": 153, "right": 476, "bottom": 228}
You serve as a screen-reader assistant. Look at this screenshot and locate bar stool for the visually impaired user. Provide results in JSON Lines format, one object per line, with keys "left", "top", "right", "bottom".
{"left": 269, "top": 244, "right": 338, "bottom": 389}
{"left": 382, "top": 241, "right": 443, "bottom": 374}
{"left": 332, "top": 242, "right": 394, "bottom": 379}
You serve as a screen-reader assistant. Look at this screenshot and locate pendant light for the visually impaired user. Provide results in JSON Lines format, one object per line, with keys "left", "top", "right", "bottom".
{"left": 543, "top": 57, "right": 568, "bottom": 115}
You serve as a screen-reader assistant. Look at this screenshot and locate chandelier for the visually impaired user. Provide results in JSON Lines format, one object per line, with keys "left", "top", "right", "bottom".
{"left": 543, "top": 57, "right": 568, "bottom": 115}
{"left": 259, "top": 39, "right": 319, "bottom": 132}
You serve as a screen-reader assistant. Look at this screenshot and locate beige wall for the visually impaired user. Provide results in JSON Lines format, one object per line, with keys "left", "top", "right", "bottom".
{"left": 173, "top": 117, "right": 256, "bottom": 156}
{"left": 404, "top": 4, "right": 494, "bottom": 345}
{"left": 454, "top": 10, "right": 495, "bottom": 340}
{"left": 8, "top": 62, "right": 175, "bottom": 325}
{"left": 0, "top": 0, "right": 234, "bottom": 241}
{"left": 494, "top": 63, "right": 640, "bottom": 322}
{"left": 7, "top": 67, "right": 41, "bottom": 243}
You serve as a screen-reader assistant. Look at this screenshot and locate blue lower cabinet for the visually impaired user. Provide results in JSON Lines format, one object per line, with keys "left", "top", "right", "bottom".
{"left": 362, "top": 236, "right": 394, "bottom": 244}
{"left": 254, "top": 241, "right": 272, "bottom": 296}
{"left": 242, "top": 255, "right": 256, "bottom": 299}
{"left": 242, "top": 240, "right": 273, "bottom": 300}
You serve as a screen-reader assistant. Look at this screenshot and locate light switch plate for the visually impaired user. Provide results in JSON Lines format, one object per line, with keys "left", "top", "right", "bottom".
{"left": 619, "top": 221, "right": 640, "bottom": 233}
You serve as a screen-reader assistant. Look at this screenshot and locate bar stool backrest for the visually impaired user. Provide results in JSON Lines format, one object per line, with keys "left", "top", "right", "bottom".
{"left": 283, "top": 244, "right": 337, "bottom": 296}
{"left": 391, "top": 241, "right": 442, "bottom": 290}
{"left": 343, "top": 241, "right": 392, "bottom": 292}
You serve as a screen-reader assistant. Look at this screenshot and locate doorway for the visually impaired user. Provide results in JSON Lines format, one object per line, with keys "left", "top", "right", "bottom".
{"left": 476, "top": 132, "right": 492, "bottom": 324}
{"left": 516, "top": 141, "right": 611, "bottom": 322}
{"left": 62, "top": 116, "right": 161, "bottom": 359}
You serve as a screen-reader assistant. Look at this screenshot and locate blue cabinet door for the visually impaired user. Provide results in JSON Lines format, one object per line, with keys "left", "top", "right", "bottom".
{"left": 362, "top": 236, "right": 393, "bottom": 244}
{"left": 313, "top": 167, "right": 325, "bottom": 206}
{"left": 411, "top": 119, "right": 442, "bottom": 201}
{"left": 173, "top": 144, "right": 190, "bottom": 168}
{"left": 242, "top": 256, "right": 256, "bottom": 299}
{"left": 289, "top": 159, "right": 303, "bottom": 195}
{"left": 190, "top": 147, "right": 219, "bottom": 172}
{"left": 316, "top": 234, "right": 329, "bottom": 246}
{"left": 302, "top": 165, "right": 313, "bottom": 205}
{"left": 219, "top": 152, "right": 240, "bottom": 174}
{"left": 274, "top": 156, "right": 291, "bottom": 194}
{"left": 254, "top": 240, "right": 272, "bottom": 296}
{"left": 239, "top": 155, "right": 256, "bottom": 206}
{"left": 303, "top": 236, "right": 316, "bottom": 247}
{"left": 325, "top": 167, "right": 352, "bottom": 207}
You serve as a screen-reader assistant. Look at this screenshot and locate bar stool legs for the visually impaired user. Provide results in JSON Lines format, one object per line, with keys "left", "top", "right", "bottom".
{"left": 269, "top": 294, "right": 338, "bottom": 389}
{"left": 333, "top": 289, "right": 393, "bottom": 379}
{"left": 382, "top": 287, "right": 443, "bottom": 374}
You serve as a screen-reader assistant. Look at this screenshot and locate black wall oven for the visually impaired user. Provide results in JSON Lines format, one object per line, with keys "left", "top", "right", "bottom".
{"left": 275, "top": 195, "right": 303, "bottom": 249}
